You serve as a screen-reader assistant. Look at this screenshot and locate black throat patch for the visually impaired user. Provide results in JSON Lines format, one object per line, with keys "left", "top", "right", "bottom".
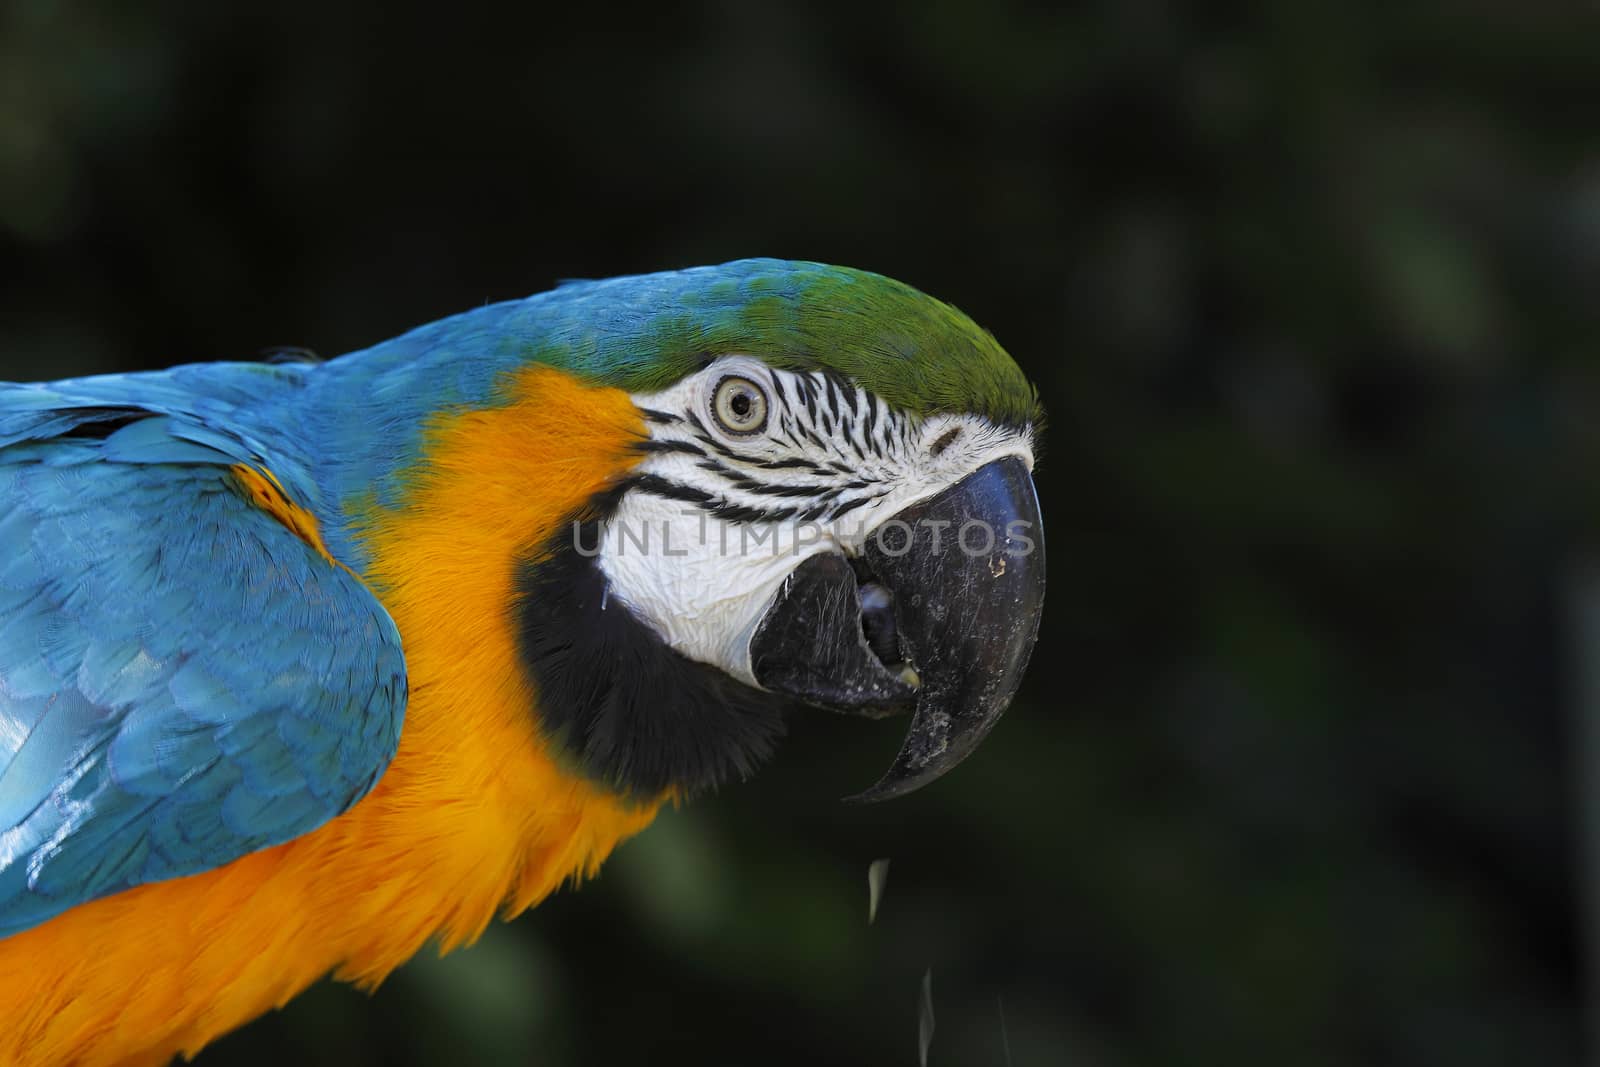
{"left": 512, "top": 494, "right": 791, "bottom": 800}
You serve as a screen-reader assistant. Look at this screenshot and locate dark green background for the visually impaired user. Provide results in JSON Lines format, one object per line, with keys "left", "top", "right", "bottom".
{"left": 0, "top": 2, "right": 1589, "bottom": 1064}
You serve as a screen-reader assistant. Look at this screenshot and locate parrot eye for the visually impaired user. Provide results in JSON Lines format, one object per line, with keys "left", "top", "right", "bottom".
{"left": 711, "top": 375, "right": 769, "bottom": 436}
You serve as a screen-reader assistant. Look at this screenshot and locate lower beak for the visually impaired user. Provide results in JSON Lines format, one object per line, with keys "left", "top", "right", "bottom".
{"left": 749, "top": 456, "right": 1046, "bottom": 800}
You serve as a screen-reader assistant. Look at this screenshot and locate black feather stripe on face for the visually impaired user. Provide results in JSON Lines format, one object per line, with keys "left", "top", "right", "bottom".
{"left": 620, "top": 367, "right": 911, "bottom": 535}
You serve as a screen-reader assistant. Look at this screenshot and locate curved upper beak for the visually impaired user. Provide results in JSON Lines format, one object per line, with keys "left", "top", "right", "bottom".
{"left": 749, "top": 456, "right": 1045, "bottom": 800}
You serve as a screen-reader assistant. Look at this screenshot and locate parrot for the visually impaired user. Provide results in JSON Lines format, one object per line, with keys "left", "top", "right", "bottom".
{"left": 0, "top": 258, "right": 1045, "bottom": 1066}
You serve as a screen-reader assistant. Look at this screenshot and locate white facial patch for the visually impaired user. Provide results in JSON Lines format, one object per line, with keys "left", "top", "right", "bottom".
{"left": 594, "top": 356, "right": 1035, "bottom": 684}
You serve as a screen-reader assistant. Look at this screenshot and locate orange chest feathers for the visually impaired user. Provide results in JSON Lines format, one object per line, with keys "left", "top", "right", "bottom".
{"left": 0, "top": 365, "right": 662, "bottom": 1067}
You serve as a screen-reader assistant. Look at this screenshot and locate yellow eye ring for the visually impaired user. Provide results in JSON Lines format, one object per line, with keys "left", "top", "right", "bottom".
{"left": 711, "top": 375, "right": 769, "bottom": 436}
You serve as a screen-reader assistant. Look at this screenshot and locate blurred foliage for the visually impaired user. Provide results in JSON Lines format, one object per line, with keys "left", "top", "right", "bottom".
{"left": 0, "top": 0, "right": 1592, "bottom": 1064}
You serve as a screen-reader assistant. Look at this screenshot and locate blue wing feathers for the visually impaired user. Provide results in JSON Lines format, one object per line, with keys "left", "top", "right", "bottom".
{"left": 0, "top": 373, "right": 407, "bottom": 938}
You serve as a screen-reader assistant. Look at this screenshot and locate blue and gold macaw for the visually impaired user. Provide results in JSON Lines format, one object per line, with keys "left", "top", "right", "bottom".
{"left": 0, "top": 259, "right": 1045, "bottom": 1066}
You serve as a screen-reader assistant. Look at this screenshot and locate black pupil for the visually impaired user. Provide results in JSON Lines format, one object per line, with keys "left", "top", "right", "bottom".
{"left": 730, "top": 391, "right": 751, "bottom": 418}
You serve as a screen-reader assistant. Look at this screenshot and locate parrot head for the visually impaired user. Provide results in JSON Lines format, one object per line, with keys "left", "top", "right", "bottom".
{"left": 491, "top": 260, "right": 1045, "bottom": 803}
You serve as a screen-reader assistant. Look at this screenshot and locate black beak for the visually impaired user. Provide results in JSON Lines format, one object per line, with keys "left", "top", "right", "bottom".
{"left": 750, "top": 456, "right": 1045, "bottom": 800}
